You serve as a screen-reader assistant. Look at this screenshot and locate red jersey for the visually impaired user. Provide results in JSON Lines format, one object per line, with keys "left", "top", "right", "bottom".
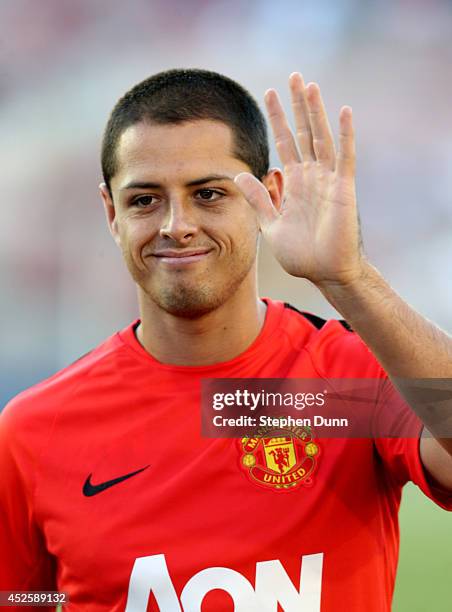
{"left": 1, "top": 299, "right": 451, "bottom": 611}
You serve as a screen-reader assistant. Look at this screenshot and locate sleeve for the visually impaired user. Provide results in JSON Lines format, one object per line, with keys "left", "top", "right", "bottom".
{"left": 372, "top": 377, "right": 452, "bottom": 511}
{"left": 0, "top": 400, "right": 57, "bottom": 607}
{"left": 313, "top": 323, "right": 452, "bottom": 511}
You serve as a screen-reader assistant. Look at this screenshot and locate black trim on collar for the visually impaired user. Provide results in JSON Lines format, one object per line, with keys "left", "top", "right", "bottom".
{"left": 283, "top": 302, "right": 353, "bottom": 332}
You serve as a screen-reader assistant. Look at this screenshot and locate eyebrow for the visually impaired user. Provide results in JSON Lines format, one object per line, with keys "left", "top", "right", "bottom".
{"left": 120, "top": 174, "right": 234, "bottom": 191}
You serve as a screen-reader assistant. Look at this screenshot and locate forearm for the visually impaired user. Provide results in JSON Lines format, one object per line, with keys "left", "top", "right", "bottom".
{"left": 318, "top": 260, "right": 452, "bottom": 455}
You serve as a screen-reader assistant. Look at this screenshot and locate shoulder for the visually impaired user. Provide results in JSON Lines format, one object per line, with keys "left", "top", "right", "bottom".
{"left": 281, "top": 302, "right": 384, "bottom": 378}
{"left": 0, "top": 322, "right": 135, "bottom": 433}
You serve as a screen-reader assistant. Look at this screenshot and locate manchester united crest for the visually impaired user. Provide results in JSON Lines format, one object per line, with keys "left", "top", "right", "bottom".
{"left": 238, "top": 424, "right": 320, "bottom": 491}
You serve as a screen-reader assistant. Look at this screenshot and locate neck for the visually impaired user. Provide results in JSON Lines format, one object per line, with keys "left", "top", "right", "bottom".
{"left": 135, "top": 287, "right": 267, "bottom": 367}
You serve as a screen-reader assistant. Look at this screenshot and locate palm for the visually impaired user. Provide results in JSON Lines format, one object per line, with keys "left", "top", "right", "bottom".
{"left": 266, "top": 158, "right": 359, "bottom": 283}
{"left": 236, "top": 73, "right": 362, "bottom": 287}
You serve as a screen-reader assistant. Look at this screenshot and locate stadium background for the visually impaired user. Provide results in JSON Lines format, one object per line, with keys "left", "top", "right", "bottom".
{"left": 0, "top": 0, "right": 451, "bottom": 608}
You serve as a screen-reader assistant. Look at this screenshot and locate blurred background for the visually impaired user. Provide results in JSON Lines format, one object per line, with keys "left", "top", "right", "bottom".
{"left": 0, "top": 0, "right": 451, "bottom": 608}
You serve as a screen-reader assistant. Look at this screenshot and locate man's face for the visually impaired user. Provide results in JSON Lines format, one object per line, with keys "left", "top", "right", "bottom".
{"left": 102, "top": 120, "right": 266, "bottom": 318}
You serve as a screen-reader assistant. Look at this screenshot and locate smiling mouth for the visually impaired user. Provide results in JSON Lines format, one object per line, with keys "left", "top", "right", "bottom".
{"left": 151, "top": 249, "right": 212, "bottom": 265}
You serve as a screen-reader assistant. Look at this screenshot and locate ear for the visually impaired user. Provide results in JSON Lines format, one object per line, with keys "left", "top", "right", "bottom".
{"left": 99, "top": 183, "right": 121, "bottom": 248}
{"left": 261, "top": 167, "right": 284, "bottom": 211}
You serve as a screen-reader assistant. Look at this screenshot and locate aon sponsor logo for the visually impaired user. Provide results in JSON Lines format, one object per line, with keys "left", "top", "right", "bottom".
{"left": 125, "top": 552, "right": 323, "bottom": 611}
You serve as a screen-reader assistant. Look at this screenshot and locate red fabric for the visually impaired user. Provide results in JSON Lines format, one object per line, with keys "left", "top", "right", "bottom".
{"left": 0, "top": 299, "right": 450, "bottom": 611}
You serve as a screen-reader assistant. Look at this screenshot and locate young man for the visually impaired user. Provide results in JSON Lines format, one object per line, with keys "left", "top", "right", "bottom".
{"left": 0, "top": 68, "right": 451, "bottom": 611}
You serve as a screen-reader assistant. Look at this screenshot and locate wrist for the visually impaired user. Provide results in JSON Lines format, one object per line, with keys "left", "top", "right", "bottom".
{"left": 316, "top": 259, "right": 377, "bottom": 305}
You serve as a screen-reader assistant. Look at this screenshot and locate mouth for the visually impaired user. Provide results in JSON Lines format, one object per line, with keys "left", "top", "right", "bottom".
{"left": 151, "top": 249, "right": 213, "bottom": 265}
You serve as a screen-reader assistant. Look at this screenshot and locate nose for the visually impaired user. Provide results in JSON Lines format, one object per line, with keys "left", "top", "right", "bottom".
{"left": 159, "top": 200, "right": 199, "bottom": 243}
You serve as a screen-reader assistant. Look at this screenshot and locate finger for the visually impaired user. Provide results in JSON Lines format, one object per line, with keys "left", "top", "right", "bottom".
{"left": 289, "top": 72, "right": 315, "bottom": 162}
{"left": 337, "top": 106, "right": 355, "bottom": 178}
{"left": 264, "top": 89, "right": 301, "bottom": 167}
{"left": 306, "top": 83, "right": 336, "bottom": 170}
{"left": 234, "top": 172, "right": 279, "bottom": 229}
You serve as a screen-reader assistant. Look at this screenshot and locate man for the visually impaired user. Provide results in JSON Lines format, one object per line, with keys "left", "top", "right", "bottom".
{"left": 0, "top": 68, "right": 451, "bottom": 611}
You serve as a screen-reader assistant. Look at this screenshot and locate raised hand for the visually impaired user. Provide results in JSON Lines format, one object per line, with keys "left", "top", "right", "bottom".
{"left": 235, "top": 72, "right": 365, "bottom": 289}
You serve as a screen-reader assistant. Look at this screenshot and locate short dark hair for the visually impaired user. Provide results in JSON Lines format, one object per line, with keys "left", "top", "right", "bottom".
{"left": 101, "top": 68, "right": 269, "bottom": 192}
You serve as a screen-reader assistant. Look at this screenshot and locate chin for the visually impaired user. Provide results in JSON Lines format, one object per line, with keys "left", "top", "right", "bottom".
{"left": 140, "top": 258, "right": 256, "bottom": 319}
{"left": 150, "top": 285, "right": 226, "bottom": 319}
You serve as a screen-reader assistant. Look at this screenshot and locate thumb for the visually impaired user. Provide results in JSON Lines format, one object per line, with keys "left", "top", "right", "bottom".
{"left": 234, "top": 172, "right": 279, "bottom": 229}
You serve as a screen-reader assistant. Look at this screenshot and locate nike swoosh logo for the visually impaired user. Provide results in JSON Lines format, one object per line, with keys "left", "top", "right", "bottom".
{"left": 82, "top": 465, "right": 150, "bottom": 497}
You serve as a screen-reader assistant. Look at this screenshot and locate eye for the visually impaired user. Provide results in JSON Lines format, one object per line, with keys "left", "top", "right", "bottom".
{"left": 195, "top": 189, "right": 223, "bottom": 202}
{"left": 132, "top": 195, "right": 157, "bottom": 208}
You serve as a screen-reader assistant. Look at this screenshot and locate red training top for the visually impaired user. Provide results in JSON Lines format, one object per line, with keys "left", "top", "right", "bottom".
{"left": 1, "top": 299, "right": 451, "bottom": 611}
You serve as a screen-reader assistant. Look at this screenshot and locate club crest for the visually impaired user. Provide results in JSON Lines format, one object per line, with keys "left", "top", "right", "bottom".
{"left": 238, "top": 424, "right": 320, "bottom": 491}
